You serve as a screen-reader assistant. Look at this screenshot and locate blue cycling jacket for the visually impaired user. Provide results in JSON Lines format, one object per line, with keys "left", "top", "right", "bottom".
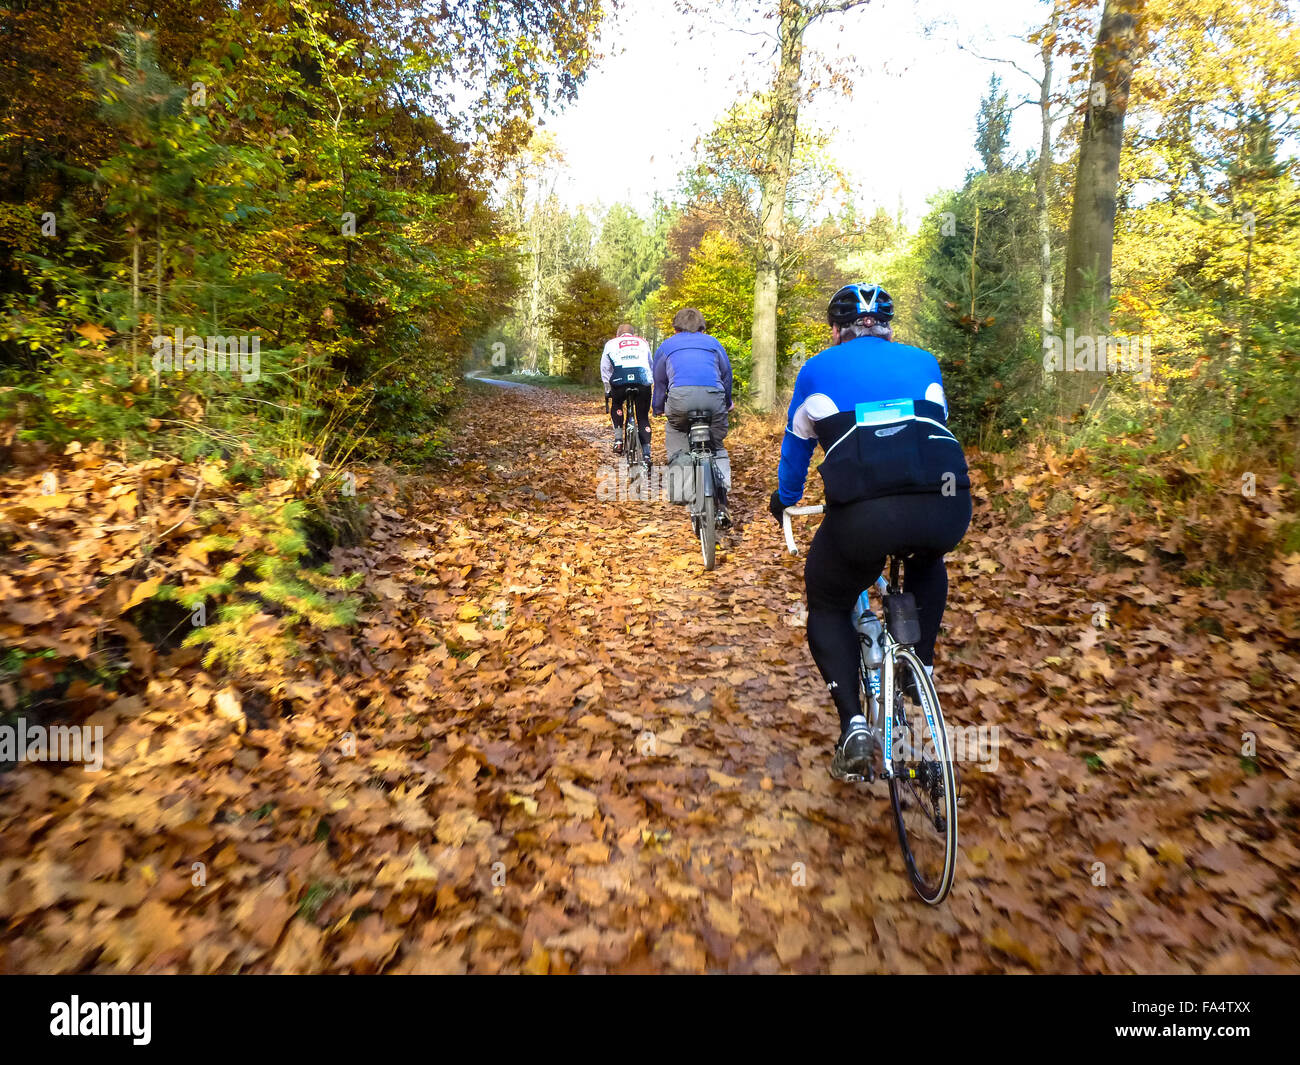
{"left": 651, "top": 331, "right": 732, "bottom": 414}
{"left": 776, "top": 335, "right": 970, "bottom": 506}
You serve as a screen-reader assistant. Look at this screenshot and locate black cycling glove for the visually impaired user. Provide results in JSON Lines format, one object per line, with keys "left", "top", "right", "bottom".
{"left": 769, "top": 489, "right": 786, "bottom": 524}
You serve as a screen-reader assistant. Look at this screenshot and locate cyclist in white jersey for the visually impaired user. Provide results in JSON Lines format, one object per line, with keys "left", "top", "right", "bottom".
{"left": 600, "top": 323, "right": 654, "bottom": 474}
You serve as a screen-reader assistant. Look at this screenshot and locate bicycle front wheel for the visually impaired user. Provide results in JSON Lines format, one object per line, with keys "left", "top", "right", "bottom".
{"left": 887, "top": 647, "right": 958, "bottom": 905}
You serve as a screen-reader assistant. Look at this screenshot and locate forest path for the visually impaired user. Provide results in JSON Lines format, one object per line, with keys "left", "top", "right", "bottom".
{"left": 3, "top": 382, "right": 1295, "bottom": 974}
{"left": 326, "top": 382, "right": 1295, "bottom": 973}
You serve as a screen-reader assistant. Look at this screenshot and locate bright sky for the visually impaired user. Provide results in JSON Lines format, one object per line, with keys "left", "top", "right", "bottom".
{"left": 543, "top": 0, "right": 1056, "bottom": 226}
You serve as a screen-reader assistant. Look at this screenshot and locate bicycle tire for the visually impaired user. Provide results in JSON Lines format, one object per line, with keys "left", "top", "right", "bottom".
{"left": 624, "top": 404, "right": 639, "bottom": 470}
{"left": 887, "top": 647, "right": 958, "bottom": 905}
{"left": 698, "top": 458, "right": 716, "bottom": 571}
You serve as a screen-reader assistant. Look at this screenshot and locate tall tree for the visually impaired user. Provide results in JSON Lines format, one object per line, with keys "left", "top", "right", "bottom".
{"left": 746, "top": 0, "right": 871, "bottom": 412}
{"left": 499, "top": 134, "right": 570, "bottom": 371}
{"left": 1060, "top": 0, "right": 1147, "bottom": 406}
{"left": 595, "top": 200, "right": 670, "bottom": 336}
{"left": 546, "top": 266, "right": 621, "bottom": 383}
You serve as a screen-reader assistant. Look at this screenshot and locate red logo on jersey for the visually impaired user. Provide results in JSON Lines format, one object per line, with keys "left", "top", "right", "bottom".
{"left": 618, "top": 337, "right": 643, "bottom": 348}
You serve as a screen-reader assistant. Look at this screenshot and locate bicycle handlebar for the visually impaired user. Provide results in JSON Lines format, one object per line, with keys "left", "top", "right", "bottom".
{"left": 782, "top": 505, "right": 893, "bottom": 596}
{"left": 781, "top": 504, "right": 824, "bottom": 555}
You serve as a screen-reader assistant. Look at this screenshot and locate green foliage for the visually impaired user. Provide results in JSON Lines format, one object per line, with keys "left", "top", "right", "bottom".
{"left": 1064, "top": 1, "right": 1300, "bottom": 465}
{"left": 595, "top": 200, "right": 671, "bottom": 340}
{"left": 660, "top": 233, "right": 754, "bottom": 392}
{"left": 0, "top": 1, "right": 607, "bottom": 689}
{"left": 658, "top": 231, "right": 827, "bottom": 402}
{"left": 910, "top": 172, "right": 1042, "bottom": 444}
{"left": 546, "top": 267, "right": 621, "bottom": 385}
{"left": 494, "top": 137, "right": 612, "bottom": 374}
{"left": 0, "top": 25, "right": 469, "bottom": 454}
{"left": 0, "top": 3, "right": 606, "bottom": 463}
{"left": 975, "top": 75, "right": 1012, "bottom": 176}
{"left": 156, "top": 496, "right": 363, "bottom": 678}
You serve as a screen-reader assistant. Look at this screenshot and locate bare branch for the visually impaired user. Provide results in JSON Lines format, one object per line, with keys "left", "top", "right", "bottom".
{"left": 954, "top": 41, "right": 1040, "bottom": 86}
{"left": 808, "top": 0, "right": 874, "bottom": 19}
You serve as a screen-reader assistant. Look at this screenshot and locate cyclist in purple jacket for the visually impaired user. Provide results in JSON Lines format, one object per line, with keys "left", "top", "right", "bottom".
{"left": 652, "top": 307, "right": 734, "bottom": 526}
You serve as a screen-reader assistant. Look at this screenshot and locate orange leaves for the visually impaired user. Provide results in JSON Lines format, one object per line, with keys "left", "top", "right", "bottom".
{"left": 99, "top": 900, "right": 189, "bottom": 970}
{"left": 1276, "top": 553, "right": 1300, "bottom": 589}
{"left": 75, "top": 322, "right": 113, "bottom": 345}
{"left": 233, "top": 878, "right": 294, "bottom": 951}
{"left": 2, "top": 382, "right": 1298, "bottom": 976}
{"left": 374, "top": 846, "right": 439, "bottom": 891}
{"left": 333, "top": 916, "right": 402, "bottom": 974}
{"left": 453, "top": 622, "right": 482, "bottom": 644}
{"left": 121, "top": 576, "right": 163, "bottom": 613}
{"left": 212, "top": 688, "right": 246, "bottom": 734}
{"left": 706, "top": 896, "right": 743, "bottom": 938}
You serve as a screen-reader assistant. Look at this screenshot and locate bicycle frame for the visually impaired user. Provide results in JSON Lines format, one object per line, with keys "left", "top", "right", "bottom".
{"left": 685, "top": 413, "right": 720, "bottom": 570}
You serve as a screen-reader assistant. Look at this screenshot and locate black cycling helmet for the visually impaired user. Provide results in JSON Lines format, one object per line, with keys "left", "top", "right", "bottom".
{"left": 827, "top": 283, "right": 894, "bottom": 326}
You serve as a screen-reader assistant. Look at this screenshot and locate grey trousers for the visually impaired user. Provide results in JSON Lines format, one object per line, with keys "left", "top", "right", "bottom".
{"left": 663, "top": 385, "right": 730, "bottom": 491}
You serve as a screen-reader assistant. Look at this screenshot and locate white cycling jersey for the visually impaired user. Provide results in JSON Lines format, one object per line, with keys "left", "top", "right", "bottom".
{"left": 600, "top": 334, "right": 653, "bottom": 391}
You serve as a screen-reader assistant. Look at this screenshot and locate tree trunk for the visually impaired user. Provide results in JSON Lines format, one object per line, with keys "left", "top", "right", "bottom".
{"left": 529, "top": 246, "right": 542, "bottom": 372}
{"left": 527, "top": 201, "right": 544, "bottom": 373}
{"left": 131, "top": 228, "right": 140, "bottom": 376}
{"left": 1061, "top": 0, "right": 1143, "bottom": 409}
{"left": 1037, "top": 6, "right": 1058, "bottom": 344}
{"left": 749, "top": 0, "right": 807, "bottom": 413}
{"left": 1234, "top": 213, "right": 1253, "bottom": 421}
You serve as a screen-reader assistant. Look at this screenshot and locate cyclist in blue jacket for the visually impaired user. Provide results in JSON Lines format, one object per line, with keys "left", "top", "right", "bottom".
{"left": 652, "top": 307, "right": 734, "bottom": 526}
{"left": 768, "top": 284, "right": 972, "bottom": 780}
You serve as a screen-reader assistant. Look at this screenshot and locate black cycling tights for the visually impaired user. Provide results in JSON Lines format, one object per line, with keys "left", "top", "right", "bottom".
{"left": 804, "top": 491, "right": 972, "bottom": 731}
{"left": 610, "top": 385, "right": 651, "bottom": 451}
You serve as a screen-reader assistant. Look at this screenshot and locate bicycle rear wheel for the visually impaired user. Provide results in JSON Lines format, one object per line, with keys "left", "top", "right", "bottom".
{"left": 698, "top": 459, "right": 716, "bottom": 571}
{"left": 887, "top": 648, "right": 957, "bottom": 905}
{"left": 624, "top": 407, "right": 640, "bottom": 470}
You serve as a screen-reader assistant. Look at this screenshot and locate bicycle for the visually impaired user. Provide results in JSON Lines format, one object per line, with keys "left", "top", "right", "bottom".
{"left": 620, "top": 385, "right": 646, "bottom": 481}
{"left": 686, "top": 409, "right": 721, "bottom": 571}
{"left": 782, "top": 503, "right": 959, "bottom": 905}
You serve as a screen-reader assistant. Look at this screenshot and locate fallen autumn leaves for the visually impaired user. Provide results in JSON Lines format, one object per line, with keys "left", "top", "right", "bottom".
{"left": 0, "top": 381, "right": 1298, "bottom": 973}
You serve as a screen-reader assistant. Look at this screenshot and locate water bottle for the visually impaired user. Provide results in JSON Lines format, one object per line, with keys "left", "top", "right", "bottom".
{"left": 852, "top": 591, "right": 885, "bottom": 668}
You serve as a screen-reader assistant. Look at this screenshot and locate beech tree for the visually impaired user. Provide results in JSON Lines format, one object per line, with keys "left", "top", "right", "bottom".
{"left": 1060, "top": 0, "right": 1147, "bottom": 407}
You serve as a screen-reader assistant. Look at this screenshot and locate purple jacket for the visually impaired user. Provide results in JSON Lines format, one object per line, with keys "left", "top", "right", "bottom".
{"left": 651, "top": 331, "right": 733, "bottom": 414}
